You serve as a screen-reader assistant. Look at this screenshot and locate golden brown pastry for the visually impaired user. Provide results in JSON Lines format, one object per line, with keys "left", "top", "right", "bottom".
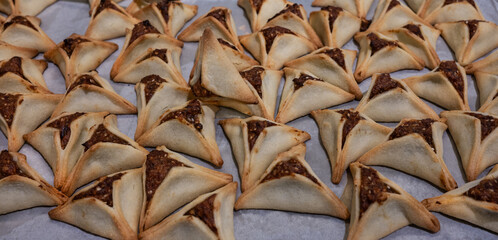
{"left": 476, "top": 72, "right": 498, "bottom": 115}
{"left": 311, "top": 0, "right": 375, "bottom": 19}
{"left": 0, "top": 15, "right": 56, "bottom": 53}
{"left": 465, "top": 50, "right": 498, "bottom": 74}
{"left": 237, "top": 0, "right": 289, "bottom": 32}
{"left": 309, "top": 6, "right": 361, "bottom": 48}
{"left": 0, "top": 40, "right": 37, "bottom": 61}
{"left": 85, "top": 0, "right": 140, "bottom": 40}
{"left": 419, "top": 0, "right": 484, "bottom": 24}
{"left": 0, "top": 0, "right": 56, "bottom": 16}
{"left": 0, "top": 56, "right": 50, "bottom": 94}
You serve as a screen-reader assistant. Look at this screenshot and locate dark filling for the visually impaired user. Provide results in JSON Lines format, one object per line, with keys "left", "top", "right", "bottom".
{"left": 157, "top": 0, "right": 172, "bottom": 22}
{"left": 161, "top": 100, "right": 203, "bottom": 131}
{"left": 443, "top": 0, "right": 476, "bottom": 8}
{"left": 240, "top": 67, "right": 265, "bottom": 98}
{"left": 73, "top": 173, "right": 124, "bottom": 207}
{"left": 387, "top": 0, "right": 400, "bottom": 11}
{"left": 61, "top": 37, "right": 90, "bottom": 57}
{"left": 321, "top": 6, "right": 342, "bottom": 31}
{"left": 268, "top": 3, "right": 303, "bottom": 22}
{"left": 0, "top": 93, "right": 20, "bottom": 127}
{"left": 145, "top": 150, "right": 189, "bottom": 202}
{"left": 360, "top": 18, "right": 371, "bottom": 32}
{"left": 185, "top": 194, "right": 218, "bottom": 235}
{"left": 252, "top": 0, "right": 263, "bottom": 13}
{"left": 0, "top": 150, "right": 30, "bottom": 180}
{"left": 319, "top": 48, "right": 346, "bottom": 70}
{"left": 207, "top": 9, "right": 229, "bottom": 30}
{"left": 359, "top": 166, "right": 398, "bottom": 217}
{"left": 129, "top": 20, "right": 160, "bottom": 46}
{"left": 465, "top": 113, "right": 498, "bottom": 141}
{"left": 436, "top": 61, "right": 464, "bottom": 100}
{"left": 95, "top": 0, "right": 122, "bottom": 17}
{"left": 140, "top": 49, "right": 168, "bottom": 64}
{"left": 82, "top": 124, "right": 129, "bottom": 151}
{"left": 403, "top": 24, "right": 424, "bottom": 40}
{"left": 191, "top": 80, "right": 213, "bottom": 98}
{"left": 369, "top": 73, "right": 403, "bottom": 100}
{"left": 367, "top": 33, "right": 398, "bottom": 55}
{"left": 494, "top": 92, "right": 498, "bottom": 100}
{"left": 3, "top": 16, "right": 37, "bottom": 31}
{"left": 217, "top": 38, "right": 238, "bottom": 51}
{"left": 459, "top": 20, "right": 484, "bottom": 39}
{"left": 262, "top": 158, "right": 318, "bottom": 184}
{"left": 67, "top": 74, "right": 102, "bottom": 92}
{"left": 246, "top": 120, "right": 276, "bottom": 150}
{"left": 0, "top": 57, "right": 25, "bottom": 79}
{"left": 464, "top": 177, "right": 498, "bottom": 204}
{"left": 140, "top": 75, "right": 167, "bottom": 104}
{"left": 389, "top": 119, "right": 436, "bottom": 151}
{"left": 293, "top": 74, "right": 323, "bottom": 90}
{"left": 337, "top": 110, "right": 364, "bottom": 148}
{"left": 261, "top": 26, "right": 294, "bottom": 53}
{"left": 47, "top": 113, "right": 85, "bottom": 150}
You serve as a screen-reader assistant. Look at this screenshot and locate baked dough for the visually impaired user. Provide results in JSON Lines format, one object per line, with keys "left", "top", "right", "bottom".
{"left": 0, "top": 15, "right": 56, "bottom": 53}
{"left": 237, "top": 0, "right": 289, "bottom": 32}
{"left": 309, "top": 6, "right": 361, "bottom": 48}
{"left": 85, "top": 0, "right": 139, "bottom": 41}
{"left": 476, "top": 72, "right": 498, "bottom": 115}
{"left": 0, "top": 56, "right": 50, "bottom": 94}
{"left": 0, "top": 40, "right": 37, "bottom": 61}
{"left": 311, "top": 0, "right": 375, "bottom": 19}
{"left": 465, "top": 50, "right": 498, "bottom": 74}
{"left": 419, "top": 0, "right": 484, "bottom": 24}
{"left": 0, "top": 0, "right": 56, "bottom": 16}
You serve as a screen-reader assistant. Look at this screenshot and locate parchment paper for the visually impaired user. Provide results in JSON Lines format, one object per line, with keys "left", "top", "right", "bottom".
{"left": 0, "top": 0, "right": 497, "bottom": 239}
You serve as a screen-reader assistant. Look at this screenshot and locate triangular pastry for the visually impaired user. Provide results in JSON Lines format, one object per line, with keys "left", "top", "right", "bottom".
{"left": 217, "top": 37, "right": 259, "bottom": 71}
{"left": 139, "top": 146, "right": 233, "bottom": 231}
{"left": 178, "top": 7, "right": 242, "bottom": 50}
{"left": 419, "top": 0, "right": 484, "bottom": 25}
{"left": 0, "top": 92, "right": 62, "bottom": 152}
{"left": 137, "top": 99, "right": 223, "bottom": 167}
{"left": 0, "top": 150, "right": 66, "bottom": 215}
{"left": 464, "top": 50, "right": 498, "bottom": 74}
{"left": 309, "top": 6, "right": 361, "bottom": 48}
{"left": 404, "top": 0, "right": 428, "bottom": 15}
{"left": 404, "top": 61, "right": 470, "bottom": 110}
{"left": 356, "top": 73, "right": 439, "bottom": 122}
{"left": 0, "top": 15, "right": 56, "bottom": 53}
{"left": 345, "top": 163, "right": 440, "bottom": 240}
{"left": 422, "top": 166, "right": 498, "bottom": 233}
{"left": 0, "top": 56, "right": 51, "bottom": 94}
{"left": 189, "top": 28, "right": 258, "bottom": 104}
{"left": 285, "top": 47, "right": 362, "bottom": 99}
{"left": 49, "top": 169, "right": 143, "bottom": 240}
{"left": 235, "top": 144, "right": 350, "bottom": 218}
{"left": 140, "top": 182, "right": 237, "bottom": 240}
{"left": 85, "top": 0, "right": 140, "bottom": 41}
{"left": 441, "top": 111, "right": 498, "bottom": 181}
{"left": 276, "top": 67, "right": 355, "bottom": 123}
{"left": 357, "top": 118, "right": 457, "bottom": 190}
{"left": 51, "top": 71, "right": 137, "bottom": 118}
{"left": 60, "top": 114, "right": 148, "bottom": 195}
{"left": 135, "top": 74, "right": 189, "bottom": 139}
{"left": 219, "top": 116, "right": 310, "bottom": 191}
{"left": 311, "top": 0, "right": 374, "bottom": 19}
{"left": 237, "top": 0, "right": 289, "bottom": 32}
{"left": 0, "top": 40, "right": 37, "bottom": 61}
{"left": 0, "top": 0, "right": 56, "bottom": 16}
{"left": 436, "top": 20, "right": 498, "bottom": 66}
{"left": 89, "top": 0, "right": 123, "bottom": 8}
{"left": 132, "top": 0, "right": 198, "bottom": 37}
{"left": 311, "top": 109, "right": 391, "bottom": 184}
{"left": 368, "top": 0, "right": 432, "bottom": 32}
{"left": 354, "top": 32, "right": 424, "bottom": 82}
{"left": 476, "top": 72, "right": 498, "bottom": 115}
{"left": 262, "top": 3, "right": 322, "bottom": 47}
{"left": 240, "top": 25, "right": 317, "bottom": 70}
{"left": 24, "top": 112, "right": 108, "bottom": 190}
{"left": 110, "top": 20, "right": 184, "bottom": 81}
{"left": 44, "top": 33, "right": 118, "bottom": 87}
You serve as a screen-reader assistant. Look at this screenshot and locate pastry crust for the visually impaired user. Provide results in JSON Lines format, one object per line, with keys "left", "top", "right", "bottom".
{"left": 464, "top": 50, "right": 498, "bottom": 74}
{"left": 368, "top": 0, "right": 432, "bottom": 32}
{"left": 0, "top": 56, "right": 50, "bottom": 94}
{"left": 419, "top": 0, "right": 484, "bottom": 24}
{"left": 49, "top": 169, "right": 143, "bottom": 240}
{"left": 235, "top": 144, "right": 350, "bottom": 219}
{"left": 404, "top": 0, "right": 428, "bottom": 15}
{"left": 285, "top": 47, "right": 362, "bottom": 99}
{"left": 309, "top": 6, "right": 361, "bottom": 48}
{"left": 0, "top": 0, "right": 56, "bottom": 16}
{"left": 404, "top": 61, "right": 470, "bottom": 110}
{"left": 311, "top": 109, "right": 391, "bottom": 184}
{"left": 0, "top": 15, "right": 56, "bottom": 53}
{"left": 422, "top": 166, "right": 498, "bottom": 233}
{"left": 136, "top": 99, "right": 223, "bottom": 167}
{"left": 345, "top": 163, "right": 440, "bottom": 240}
{"left": 51, "top": 71, "right": 137, "bottom": 118}
{"left": 0, "top": 92, "right": 62, "bottom": 152}
{"left": 139, "top": 146, "right": 233, "bottom": 231}
{"left": 276, "top": 67, "right": 355, "bottom": 123}
{"left": 0, "top": 40, "right": 37, "bottom": 61}
{"left": 44, "top": 33, "right": 118, "bottom": 86}
{"left": 441, "top": 110, "right": 498, "bottom": 181}
{"left": 60, "top": 114, "right": 148, "bottom": 195}
{"left": 24, "top": 112, "right": 108, "bottom": 190}
{"left": 140, "top": 182, "right": 237, "bottom": 240}
{"left": 311, "top": 0, "right": 375, "bottom": 19}
{"left": 220, "top": 116, "right": 310, "bottom": 191}
{"left": 436, "top": 20, "right": 498, "bottom": 66}
{"left": 476, "top": 72, "right": 498, "bottom": 115}
{"left": 356, "top": 73, "right": 439, "bottom": 122}
{"left": 358, "top": 118, "right": 457, "bottom": 191}
{"left": 0, "top": 151, "right": 66, "bottom": 215}
{"left": 85, "top": 0, "right": 140, "bottom": 41}
{"left": 217, "top": 38, "right": 259, "bottom": 72}
{"left": 237, "top": 0, "right": 289, "bottom": 32}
